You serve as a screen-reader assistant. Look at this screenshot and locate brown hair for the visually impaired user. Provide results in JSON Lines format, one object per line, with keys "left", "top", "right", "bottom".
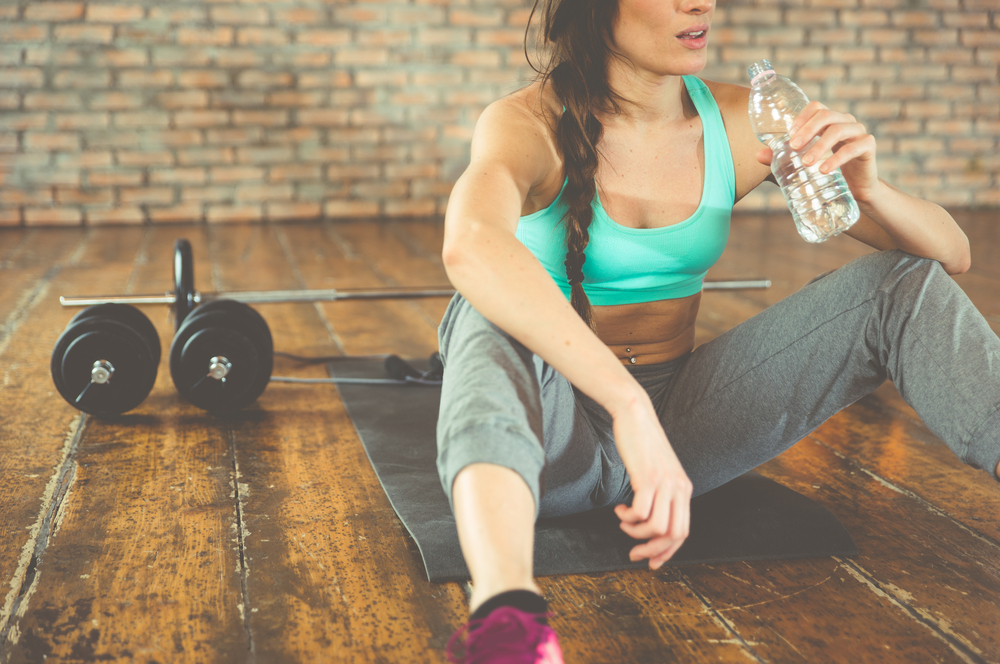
{"left": 525, "top": 0, "right": 627, "bottom": 331}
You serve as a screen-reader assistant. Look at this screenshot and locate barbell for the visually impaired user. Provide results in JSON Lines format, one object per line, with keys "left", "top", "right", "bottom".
{"left": 52, "top": 237, "right": 770, "bottom": 417}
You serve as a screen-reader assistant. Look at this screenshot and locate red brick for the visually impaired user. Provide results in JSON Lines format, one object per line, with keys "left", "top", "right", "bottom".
{"left": 334, "top": 6, "right": 387, "bottom": 22}
{"left": 384, "top": 199, "right": 437, "bottom": 217}
{"left": 890, "top": 11, "right": 938, "bottom": 28}
{"left": 87, "top": 169, "right": 141, "bottom": 186}
{"left": 121, "top": 187, "right": 173, "bottom": 204}
{"left": 177, "top": 70, "right": 229, "bottom": 89}
{"left": 177, "top": 148, "right": 235, "bottom": 166}
{"left": 708, "top": 27, "right": 752, "bottom": 46}
{"left": 210, "top": 166, "right": 265, "bottom": 183}
{"left": 298, "top": 71, "right": 353, "bottom": 89}
{"left": 181, "top": 186, "right": 233, "bottom": 203}
{"left": 236, "top": 71, "right": 292, "bottom": 89}
{"left": 952, "top": 66, "right": 998, "bottom": 83}
{"left": 21, "top": 169, "right": 81, "bottom": 186}
{"left": 897, "top": 136, "right": 946, "bottom": 154}
{"left": 151, "top": 168, "right": 207, "bottom": 185}
{"left": 267, "top": 201, "right": 322, "bottom": 221}
{"left": 753, "top": 28, "right": 806, "bottom": 46}
{"left": 300, "top": 145, "right": 352, "bottom": 163}
{"left": 236, "top": 146, "right": 295, "bottom": 164}
{"left": 25, "top": 207, "right": 82, "bottom": 226}
{"left": 55, "top": 70, "right": 113, "bottom": 89}
{"left": 324, "top": 199, "right": 380, "bottom": 218}
{"left": 326, "top": 164, "right": 380, "bottom": 179}
{"left": 772, "top": 47, "right": 825, "bottom": 65}
{"left": 879, "top": 47, "right": 927, "bottom": 65}
{"left": 234, "top": 183, "right": 293, "bottom": 203}
{"left": 927, "top": 83, "right": 976, "bottom": 100}
{"left": 236, "top": 28, "right": 287, "bottom": 46}
{"left": 54, "top": 25, "right": 113, "bottom": 43}
{"left": 149, "top": 202, "right": 204, "bottom": 223}
{"left": 268, "top": 165, "right": 322, "bottom": 182}
{"left": 976, "top": 49, "right": 1000, "bottom": 65}
{"left": 357, "top": 29, "right": 411, "bottom": 47}
{"left": 390, "top": 7, "right": 446, "bottom": 25}
{"left": 217, "top": 49, "right": 264, "bottom": 68}
{"left": 786, "top": 9, "right": 836, "bottom": 26}
{"left": 335, "top": 48, "right": 389, "bottom": 66}
{"left": 210, "top": 6, "right": 269, "bottom": 24}
{"left": 118, "top": 151, "right": 173, "bottom": 167}
{"left": 450, "top": 8, "right": 503, "bottom": 26}
{"left": 476, "top": 28, "right": 525, "bottom": 47}
{"left": 147, "top": 130, "right": 202, "bottom": 147}
{"left": 207, "top": 128, "right": 264, "bottom": 145}
{"left": 901, "top": 65, "right": 948, "bottom": 81}
{"left": 177, "top": 27, "right": 234, "bottom": 46}
{"left": 356, "top": 69, "right": 408, "bottom": 86}
{"left": 296, "top": 30, "right": 352, "bottom": 47}
{"left": 266, "top": 127, "right": 321, "bottom": 145}
{"left": 929, "top": 49, "right": 975, "bottom": 65}
{"left": 119, "top": 70, "right": 174, "bottom": 88}
{"left": 507, "top": 8, "right": 533, "bottom": 28}
{"left": 276, "top": 51, "right": 332, "bottom": 68}
{"left": 0, "top": 113, "right": 47, "bottom": 131}
{"left": 853, "top": 100, "right": 903, "bottom": 119}
{"left": 24, "top": 132, "right": 81, "bottom": 151}
{"left": 55, "top": 151, "right": 113, "bottom": 169}
{"left": 324, "top": 129, "right": 379, "bottom": 145}
{"left": 297, "top": 109, "right": 349, "bottom": 126}
{"left": 0, "top": 69, "right": 44, "bottom": 88}
{"left": 92, "top": 48, "right": 148, "bottom": 67}
{"left": 114, "top": 111, "right": 170, "bottom": 128}
{"left": 55, "top": 113, "right": 109, "bottom": 130}
{"left": 55, "top": 187, "right": 114, "bottom": 205}
{"left": 0, "top": 25, "right": 47, "bottom": 42}
{"left": 913, "top": 29, "right": 958, "bottom": 46}
{"left": 25, "top": 3, "right": 84, "bottom": 21}
{"left": 207, "top": 204, "right": 263, "bottom": 223}
{"left": 86, "top": 206, "right": 145, "bottom": 225}
{"left": 151, "top": 47, "right": 209, "bottom": 67}
{"left": 942, "top": 12, "right": 990, "bottom": 28}
{"left": 89, "top": 92, "right": 143, "bottom": 110}
{"left": 87, "top": 5, "right": 144, "bottom": 22}
{"left": 810, "top": 29, "right": 857, "bottom": 46}
{"left": 156, "top": 91, "right": 210, "bottom": 109}
{"left": 148, "top": 7, "right": 205, "bottom": 23}
{"left": 414, "top": 70, "right": 463, "bottom": 86}
{"left": 879, "top": 83, "right": 925, "bottom": 99}
{"left": 273, "top": 8, "right": 326, "bottom": 24}
{"left": 840, "top": 10, "right": 890, "bottom": 27}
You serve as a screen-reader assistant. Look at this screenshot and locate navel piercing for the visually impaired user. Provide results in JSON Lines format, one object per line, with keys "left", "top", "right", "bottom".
{"left": 626, "top": 348, "right": 636, "bottom": 364}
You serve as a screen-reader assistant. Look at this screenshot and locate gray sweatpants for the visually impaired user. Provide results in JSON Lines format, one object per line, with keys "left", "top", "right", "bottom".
{"left": 436, "top": 250, "right": 1000, "bottom": 519}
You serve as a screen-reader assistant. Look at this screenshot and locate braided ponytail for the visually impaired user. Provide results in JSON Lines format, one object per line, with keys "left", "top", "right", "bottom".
{"left": 526, "top": 0, "right": 625, "bottom": 331}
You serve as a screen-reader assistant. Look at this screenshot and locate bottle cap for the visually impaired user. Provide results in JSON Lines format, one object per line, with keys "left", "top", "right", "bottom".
{"left": 748, "top": 59, "right": 775, "bottom": 86}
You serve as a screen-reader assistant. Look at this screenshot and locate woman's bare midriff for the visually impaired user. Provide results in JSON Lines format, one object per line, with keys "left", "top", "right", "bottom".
{"left": 594, "top": 292, "right": 701, "bottom": 366}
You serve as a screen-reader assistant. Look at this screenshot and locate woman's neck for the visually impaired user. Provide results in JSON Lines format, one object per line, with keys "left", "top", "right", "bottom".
{"left": 600, "top": 63, "right": 690, "bottom": 129}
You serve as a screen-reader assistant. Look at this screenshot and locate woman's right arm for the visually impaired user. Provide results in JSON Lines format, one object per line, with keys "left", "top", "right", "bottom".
{"left": 442, "top": 98, "right": 693, "bottom": 569}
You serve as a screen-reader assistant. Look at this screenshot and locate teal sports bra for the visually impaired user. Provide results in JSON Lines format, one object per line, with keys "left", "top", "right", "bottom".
{"left": 515, "top": 76, "right": 736, "bottom": 305}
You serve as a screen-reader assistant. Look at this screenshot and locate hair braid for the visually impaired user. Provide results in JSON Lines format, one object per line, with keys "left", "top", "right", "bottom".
{"left": 526, "top": 0, "right": 624, "bottom": 331}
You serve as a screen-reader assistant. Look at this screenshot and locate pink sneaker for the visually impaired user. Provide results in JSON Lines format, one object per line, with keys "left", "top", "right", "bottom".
{"left": 446, "top": 606, "right": 564, "bottom": 664}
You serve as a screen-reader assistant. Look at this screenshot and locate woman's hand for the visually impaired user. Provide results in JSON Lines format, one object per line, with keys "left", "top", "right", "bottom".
{"left": 756, "top": 100, "right": 879, "bottom": 202}
{"left": 611, "top": 394, "right": 692, "bottom": 570}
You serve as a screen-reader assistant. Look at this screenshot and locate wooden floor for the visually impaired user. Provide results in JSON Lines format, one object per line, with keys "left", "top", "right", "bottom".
{"left": 0, "top": 212, "right": 998, "bottom": 663}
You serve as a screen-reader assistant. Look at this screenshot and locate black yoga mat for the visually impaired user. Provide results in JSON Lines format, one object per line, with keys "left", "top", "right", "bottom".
{"left": 334, "top": 358, "right": 857, "bottom": 583}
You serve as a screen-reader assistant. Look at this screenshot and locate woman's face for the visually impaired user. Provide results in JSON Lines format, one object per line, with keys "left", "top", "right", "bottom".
{"left": 611, "top": 0, "right": 715, "bottom": 77}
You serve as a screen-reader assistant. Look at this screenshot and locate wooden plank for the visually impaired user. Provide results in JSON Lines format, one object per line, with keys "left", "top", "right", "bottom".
{"left": 740, "top": 438, "right": 1000, "bottom": 661}
{"left": 5, "top": 226, "right": 247, "bottom": 662}
{"left": 200, "top": 223, "right": 469, "bottom": 662}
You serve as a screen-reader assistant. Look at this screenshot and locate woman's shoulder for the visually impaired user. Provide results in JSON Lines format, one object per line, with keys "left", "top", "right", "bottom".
{"left": 471, "top": 83, "right": 565, "bottom": 202}
{"left": 698, "top": 78, "right": 774, "bottom": 199}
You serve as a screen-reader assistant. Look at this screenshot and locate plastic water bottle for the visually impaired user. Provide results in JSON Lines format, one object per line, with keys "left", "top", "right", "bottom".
{"left": 747, "top": 59, "right": 859, "bottom": 243}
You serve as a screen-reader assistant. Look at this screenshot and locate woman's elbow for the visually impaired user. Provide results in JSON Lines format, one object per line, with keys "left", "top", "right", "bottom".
{"left": 946, "top": 236, "right": 972, "bottom": 275}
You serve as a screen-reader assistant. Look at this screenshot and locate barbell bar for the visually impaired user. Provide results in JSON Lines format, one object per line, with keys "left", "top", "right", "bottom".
{"left": 59, "top": 239, "right": 771, "bottom": 329}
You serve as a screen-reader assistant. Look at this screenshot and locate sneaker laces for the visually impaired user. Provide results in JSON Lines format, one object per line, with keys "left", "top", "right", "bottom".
{"left": 446, "top": 607, "right": 561, "bottom": 664}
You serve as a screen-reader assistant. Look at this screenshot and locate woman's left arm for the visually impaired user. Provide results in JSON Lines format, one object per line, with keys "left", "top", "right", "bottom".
{"left": 778, "top": 101, "right": 971, "bottom": 275}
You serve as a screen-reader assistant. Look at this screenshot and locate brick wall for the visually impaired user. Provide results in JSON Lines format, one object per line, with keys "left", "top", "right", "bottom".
{"left": 0, "top": 0, "right": 997, "bottom": 227}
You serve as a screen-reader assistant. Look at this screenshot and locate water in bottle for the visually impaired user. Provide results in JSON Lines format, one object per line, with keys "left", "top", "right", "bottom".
{"left": 747, "top": 59, "right": 859, "bottom": 243}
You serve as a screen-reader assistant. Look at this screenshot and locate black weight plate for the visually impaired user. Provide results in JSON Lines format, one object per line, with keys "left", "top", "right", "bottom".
{"left": 51, "top": 318, "right": 158, "bottom": 417}
{"left": 179, "top": 299, "right": 272, "bottom": 356}
{"left": 174, "top": 238, "right": 195, "bottom": 332}
{"left": 169, "top": 309, "right": 273, "bottom": 412}
{"left": 69, "top": 303, "right": 161, "bottom": 367}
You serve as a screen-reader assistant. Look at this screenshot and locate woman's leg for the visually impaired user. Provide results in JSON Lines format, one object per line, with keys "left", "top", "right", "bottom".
{"left": 658, "top": 250, "right": 1000, "bottom": 495}
{"left": 436, "top": 295, "right": 617, "bottom": 610}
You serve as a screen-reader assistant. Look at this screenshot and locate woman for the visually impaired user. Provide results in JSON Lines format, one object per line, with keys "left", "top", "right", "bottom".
{"left": 438, "top": 0, "right": 999, "bottom": 661}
